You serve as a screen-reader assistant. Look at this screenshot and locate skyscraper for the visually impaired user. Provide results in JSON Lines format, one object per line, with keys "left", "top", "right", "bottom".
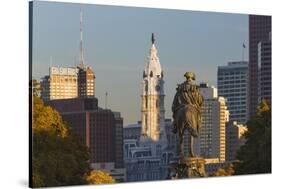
{"left": 41, "top": 67, "right": 78, "bottom": 101}
{"left": 113, "top": 112, "right": 125, "bottom": 169}
{"left": 41, "top": 66, "right": 96, "bottom": 101}
{"left": 187, "top": 83, "right": 229, "bottom": 162}
{"left": 217, "top": 61, "right": 249, "bottom": 124}
{"left": 77, "top": 65, "right": 95, "bottom": 97}
{"left": 249, "top": 15, "right": 271, "bottom": 117}
{"left": 258, "top": 37, "right": 272, "bottom": 104}
{"left": 41, "top": 10, "right": 96, "bottom": 101}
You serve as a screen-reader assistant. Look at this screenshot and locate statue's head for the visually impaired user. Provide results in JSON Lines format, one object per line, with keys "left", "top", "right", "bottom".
{"left": 184, "top": 72, "right": 196, "bottom": 84}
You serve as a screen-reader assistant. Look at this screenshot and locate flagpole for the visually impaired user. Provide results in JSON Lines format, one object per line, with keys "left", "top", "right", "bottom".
{"left": 242, "top": 46, "right": 244, "bottom": 61}
{"left": 242, "top": 43, "right": 246, "bottom": 62}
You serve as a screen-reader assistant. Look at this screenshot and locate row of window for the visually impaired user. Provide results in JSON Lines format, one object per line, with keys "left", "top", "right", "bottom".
{"left": 218, "top": 70, "right": 247, "bottom": 75}
{"left": 220, "top": 89, "right": 247, "bottom": 93}
{"left": 230, "top": 109, "right": 247, "bottom": 114}
{"left": 260, "top": 57, "right": 271, "bottom": 61}
{"left": 222, "top": 93, "right": 247, "bottom": 97}
{"left": 228, "top": 106, "right": 247, "bottom": 111}
{"left": 260, "top": 52, "right": 271, "bottom": 56}
{"left": 218, "top": 84, "right": 247, "bottom": 89}
{"left": 218, "top": 80, "right": 247, "bottom": 84}
{"left": 50, "top": 87, "right": 77, "bottom": 90}
{"left": 230, "top": 114, "right": 247, "bottom": 117}
{"left": 218, "top": 76, "right": 246, "bottom": 80}
{"left": 50, "top": 87, "right": 76, "bottom": 90}
{"left": 260, "top": 87, "right": 271, "bottom": 91}
{"left": 226, "top": 97, "right": 247, "bottom": 101}
{"left": 51, "top": 95, "right": 77, "bottom": 99}
{"left": 227, "top": 102, "right": 247, "bottom": 106}
{"left": 50, "top": 78, "right": 77, "bottom": 82}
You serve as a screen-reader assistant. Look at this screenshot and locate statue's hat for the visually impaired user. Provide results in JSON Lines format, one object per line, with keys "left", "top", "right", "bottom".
{"left": 184, "top": 72, "right": 196, "bottom": 80}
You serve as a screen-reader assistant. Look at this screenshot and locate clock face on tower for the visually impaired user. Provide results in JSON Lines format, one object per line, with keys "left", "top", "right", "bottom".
{"left": 155, "top": 85, "right": 161, "bottom": 92}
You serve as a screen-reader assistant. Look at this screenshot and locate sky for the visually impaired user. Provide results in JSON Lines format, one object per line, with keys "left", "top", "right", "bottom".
{"left": 32, "top": 1, "right": 249, "bottom": 125}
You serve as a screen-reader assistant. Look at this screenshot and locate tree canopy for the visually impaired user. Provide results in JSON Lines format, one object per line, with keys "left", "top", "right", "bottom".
{"left": 32, "top": 96, "right": 90, "bottom": 187}
{"left": 211, "top": 164, "right": 234, "bottom": 177}
{"left": 234, "top": 100, "right": 271, "bottom": 175}
{"left": 86, "top": 170, "right": 115, "bottom": 185}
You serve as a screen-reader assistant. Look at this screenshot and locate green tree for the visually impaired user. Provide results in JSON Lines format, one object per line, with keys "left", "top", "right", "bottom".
{"left": 234, "top": 100, "right": 271, "bottom": 175}
{"left": 32, "top": 96, "right": 90, "bottom": 187}
{"left": 86, "top": 170, "right": 115, "bottom": 185}
{"left": 211, "top": 164, "right": 234, "bottom": 177}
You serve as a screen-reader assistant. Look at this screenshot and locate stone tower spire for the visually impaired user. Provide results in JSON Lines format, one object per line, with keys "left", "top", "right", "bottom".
{"left": 151, "top": 33, "right": 155, "bottom": 44}
{"left": 141, "top": 33, "right": 167, "bottom": 144}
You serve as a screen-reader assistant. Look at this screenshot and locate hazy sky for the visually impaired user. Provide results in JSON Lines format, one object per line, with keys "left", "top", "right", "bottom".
{"left": 32, "top": 1, "right": 249, "bottom": 125}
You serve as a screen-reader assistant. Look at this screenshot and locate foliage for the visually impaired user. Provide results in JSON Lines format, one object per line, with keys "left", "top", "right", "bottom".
{"left": 234, "top": 100, "right": 271, "bottom": 175}
{"left": 32, "top": 96, "right": 68, "bottom": 137}
{"left": 86, "top": 170, "right": 115, "bottom": 185}
{"left": 211, "top": 164, "right": 234, "bottom": 177}
{"left": 32, "top": 96, "right": 90, "bottom": 187}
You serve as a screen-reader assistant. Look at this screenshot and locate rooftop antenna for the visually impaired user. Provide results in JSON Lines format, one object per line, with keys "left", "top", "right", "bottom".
{"left": 49, "top": 56, "right": 53, "bottom": 68}
{"left": 79, "top": 8, "right": 85, "bottom": 68}
{"left": 74, "top": 56, "right": 77, "bottom": 67}
{"left": 105, "top": 91, "right": 108, "bottom": 109}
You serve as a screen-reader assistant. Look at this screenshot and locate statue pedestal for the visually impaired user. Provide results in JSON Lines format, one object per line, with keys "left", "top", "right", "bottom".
{"left": 173, "top": 157, "right": 206, "bottom": 178}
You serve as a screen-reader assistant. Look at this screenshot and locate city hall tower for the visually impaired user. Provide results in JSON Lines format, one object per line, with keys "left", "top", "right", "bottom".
{"left": 141, "top": 33, "right": 166, "bottom": 143}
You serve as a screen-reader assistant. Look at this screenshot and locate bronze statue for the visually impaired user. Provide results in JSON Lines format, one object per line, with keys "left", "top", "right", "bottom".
{"left": 172, "top": 72, "right": 203, "bottom": 160}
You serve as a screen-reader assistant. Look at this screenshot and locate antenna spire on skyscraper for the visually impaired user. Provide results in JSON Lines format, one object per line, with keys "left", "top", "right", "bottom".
{"left": 105, "top": 91, "right": 108, "bottom": 109}
{"left": 79, "top": 9, "right": 85, "bottom": 68}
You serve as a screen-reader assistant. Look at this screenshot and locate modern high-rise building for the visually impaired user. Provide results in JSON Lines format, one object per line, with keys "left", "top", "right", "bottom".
{"left": 113, "top": 112, "right": 125, "bottom": 169}
{"left": 249, "top": 15, "right": 271, "bottom": 117}
{"left": 77, "top": 65, "right": 95, "bottom": 97}
{"left": 258, "top": 37, "right": 272, "bottom": 104}
{"left": 41, "top": 67, "right": 78, "bottom": 101}
{"left": 226, "top": 121, "right": 247, "bottom": 161}
{"left": 185, "top": 83, "right": 229, "bottom": 162}
{"left": 41, "top": 10, "right": 96, "bottom": 101}
{"left": 41, "top": 65, "right": 95, "bottom": 101}
{"left": 217, "top": 61, "right": 249, "bottom": 124}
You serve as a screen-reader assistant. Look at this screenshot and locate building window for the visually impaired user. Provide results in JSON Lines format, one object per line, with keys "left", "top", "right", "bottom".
{"left": 156, "top": 99, "right": 159, "bottom": 108}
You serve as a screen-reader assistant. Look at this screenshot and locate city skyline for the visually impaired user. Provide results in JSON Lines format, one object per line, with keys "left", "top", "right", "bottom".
{"left": 29, "top": 1, "right": 272, "bottom": 187}
{"left": 32, "top": 1, "right": 249, "bottom": 124}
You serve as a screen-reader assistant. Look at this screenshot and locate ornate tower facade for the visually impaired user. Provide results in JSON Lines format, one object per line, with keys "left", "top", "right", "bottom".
{"left": 141, "top": 34, "right": 166, "bottom": 143}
